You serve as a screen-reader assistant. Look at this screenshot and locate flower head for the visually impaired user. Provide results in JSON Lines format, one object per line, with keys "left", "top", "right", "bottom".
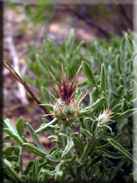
{"left": 50, "top": 64, "right": 82, "bottom": 104}
{"left": 44, "top": 63, "right": 87, "bottom": 123}
{"left": 98, "top": 109, "right": 113, "bottom": 124}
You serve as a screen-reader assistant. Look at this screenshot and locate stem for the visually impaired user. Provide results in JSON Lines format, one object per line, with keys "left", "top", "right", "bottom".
{"left": 3, "top": 61, "right": 52, "bottom": 120}
{"left": 61, "top": 124, "right": 70, "bottom": 136}
{"left": 80, "top": 138, "right": 97, "bottom": 164}
{"left": 80, "top": 139, "right": 91, "bottom": 163}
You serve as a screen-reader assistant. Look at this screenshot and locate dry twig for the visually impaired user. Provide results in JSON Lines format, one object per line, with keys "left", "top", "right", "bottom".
{"left": 3, "top": 60, "right": 52, "bottom": 120}
{"left": 6, "top": 22, "right": 28, "bottom": 106}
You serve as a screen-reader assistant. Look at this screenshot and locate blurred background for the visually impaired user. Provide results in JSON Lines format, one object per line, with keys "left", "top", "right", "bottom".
{"left": 3, "top": 0, "right": 133, "bottom": 168}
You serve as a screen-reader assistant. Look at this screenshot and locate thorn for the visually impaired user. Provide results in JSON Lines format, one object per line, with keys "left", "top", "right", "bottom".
{"left": 67, "top": 92, "right": 75, "bottom": 103}
{"left": 42, "top": 113, "right": 55, "bottom": 117}
{"left": 39, "top": 104, "right": 54, "bottom": 108}
{"left": 56, "top": 101, "right": 64, "bottom": 113}
{"left": 72, "top": 107, "right": 79, "bottom": 116}
{"left": 53, "top": 85, "right": 59, "bottom": 94}
{"left": 76, "top": 81, "right": 82, "bottom": 88}
{"left": 61, "top": 63, "right": 66, "bottom": 81}
{"left": 70, "top": 63, "right": 83, "bottom": 87}
{"left": 56, "top": 101, "right": 68, "bottom": 118}
{"left": 75, "top": 92, "right": 88, "bottom": 106}
{"left": 48, "top": 90, "right": 58, "bottom": 101}
{"left": 49, "top": 71, "right": 62, "bottom": 91}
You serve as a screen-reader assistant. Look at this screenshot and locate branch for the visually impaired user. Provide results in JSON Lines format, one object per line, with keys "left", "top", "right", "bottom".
{"left": 3, "top": 60, "right": 52, "bottom": 120}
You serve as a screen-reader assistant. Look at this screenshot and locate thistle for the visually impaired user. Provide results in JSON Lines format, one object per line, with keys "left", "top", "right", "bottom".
{"left": 98, "top": 109, "right": 113, "bottom": 124}
{"left": 42, "top": 64, "right": 87, "bottom": 123}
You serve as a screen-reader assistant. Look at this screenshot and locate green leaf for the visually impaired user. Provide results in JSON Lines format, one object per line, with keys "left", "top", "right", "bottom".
{"left": 73, "top": 136, "right": 83, "bottom": 153}
{"left": 36, "top": 54, "right": 49, "bottom": 74}
{"left": 3, "top": 146, "right": 18, "bottom": 158}
{"left": 4, "top": 128, "right": 23, "bottom": 146}
{"left": 86, "top": 97, "right": 105, "bottom": 112}
{"left": 46, "top": 154, "right": 60, "bottom": 163}
{"left": 112, "top": 103, "right": 122, "bottom": 112}
{"left": 7, "top": 155, "right": 18, "bottom": 162}
{"left": 115, "top": 54, "right": 122, "bottom": 74}
{"left": 116, "top": 118, "right": 128, "bottom": 132}
{"left": 18, "top": 146, "right": 23, "bottom": 173}
{"left": 108, "top": 158, "right": 126, "bottom": 183}
{"left": 62, "top": 136, "right": 74, "bottom": 158}
{"left": 82, "top": 61, "right": 97, "bottom": 88}
{"left": 47, "top": 39, "right": 61, "bottom": 53}
{"left": 81, "top": 128, "right": 93, "bottom": 139}
{"left": 122, "top": 98, "right": 129, "bottom": 111}
{"left": 101, "top": 149, "right": 124, "bottom": 159}
{"left": 108, "top": 139, "right": 137, "bottom": 164}
{"left": 3, "top": 118, "right": 24, "bottom": 145}
{"left": 3, "top": 136, "right": 11, "bottom": 143}
{"left": 22, "top": 136, "right": 28, "bottom": 143}
{"left": 54, "top": 162, "right": 64, "bottom": 181}
{"left": 32, "top": 157, "right": 39, "bottom": 183}
{"left": 72, "top": 41, "right": 83, "bottom": 60}
{"left": 91, "top": 120, "right": 98, "bottom": 136}
{"left": 41, "top": 86, "right": 53, "bottom": 103}
{"left": 89, "top": 161, "right": 100, "bottom": 179}
{"left": 100, "top": 63, "right": 106, "bottom": 92}
{"left": 26, "top": 122, "right": 47, "bottom": 154}
{"left": 3, "top": 158, "right": 22, "bottom": 183}
{"left": 35, "top": 118, "right": 57, "bottom": 134}
{"left": 16, "top": 117, "right": 25, "bottom": 137}
{"left": 120, "top": 33, "right": 133, "bottom": 72}
{"left": 40, "top": 168, "right": 55, "bottom": 178}
{"left": 113, "top": 108, "right": 137, "bottom": 121}
{"left": 24, "top": 160, "right": 34, "bottom": 175}
{"left": 22, "top": 143, "right": 47, "bottom": 157}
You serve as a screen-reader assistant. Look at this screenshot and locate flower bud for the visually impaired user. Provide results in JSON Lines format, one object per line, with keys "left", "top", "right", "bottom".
{"left": 98, "top": 109, "right": 113, "bottom": 124}
{"left": 46, "top": 64, "right": 86, "bottom": 124}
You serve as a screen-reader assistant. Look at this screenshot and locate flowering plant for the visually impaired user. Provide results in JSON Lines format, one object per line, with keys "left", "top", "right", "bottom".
{"left": 2, "top": 32, "right": 137, "bottom": 183}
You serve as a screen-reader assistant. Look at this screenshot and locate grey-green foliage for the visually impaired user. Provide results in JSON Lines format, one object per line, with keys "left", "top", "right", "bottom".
{"left": 2, "top": 31, "right": 137, "bottom": 183}
{"left": 2, "top": 96, "right": 136, "bottom": 182}
{"left": 23, "top": 29, "right": 85, "bottom": 105}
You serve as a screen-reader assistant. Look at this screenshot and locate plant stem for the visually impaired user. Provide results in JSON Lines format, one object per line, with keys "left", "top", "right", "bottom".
{"left": 80, "top": 139, "right": 91, "bottom": 163}
{"left": 80, "top": 138, "right": 97, "bottom": 164}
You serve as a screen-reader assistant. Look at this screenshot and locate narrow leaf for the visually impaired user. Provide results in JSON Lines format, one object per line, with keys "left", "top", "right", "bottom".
{"left": 3, "top": 118, "right": 23, "bottom": 145}
{"left": 26, "top": 122, "right": 47, "bottom": 153}
{"left": 82, "top": 61, "right": 97, "bottom": 88}
{"left": 32, "top": 157, "right": 39, "bottom": 183}
{"left": 108, "top": 139, "right": 137, "bottom": 164}
{"left": 100, "top": 63, "right": 106, "bottom": 92}
{"left": 4, "top": 159, "right": 22, "bottom": 183}
{"left": 16, "top": 117, "right": 25, "bottom": 137}
{"left": 35, "top": 118, "right": 57, "bottom": 134}
{"left": 62, "top": 136, "right": 74, "bottom": 158}
{"left": 22, "top": 143, "right": 47, "bottom": 157}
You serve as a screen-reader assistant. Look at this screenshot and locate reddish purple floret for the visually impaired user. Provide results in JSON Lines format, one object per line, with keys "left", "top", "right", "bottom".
{"left": 50, "top": 65, "right": 81, "bottom": 104}
{"left": 55, "top": 75, "right": 77, "bottom": 104}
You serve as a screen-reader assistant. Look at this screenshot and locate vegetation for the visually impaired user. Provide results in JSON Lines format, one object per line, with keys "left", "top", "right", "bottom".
{"left": 2, "top": 30, "right": 137, "bottom": 182}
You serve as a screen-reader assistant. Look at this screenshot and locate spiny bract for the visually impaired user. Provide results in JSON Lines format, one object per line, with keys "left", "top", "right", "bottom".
{"left": 43, "top": 64, "right": 87, "bottom": 123}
